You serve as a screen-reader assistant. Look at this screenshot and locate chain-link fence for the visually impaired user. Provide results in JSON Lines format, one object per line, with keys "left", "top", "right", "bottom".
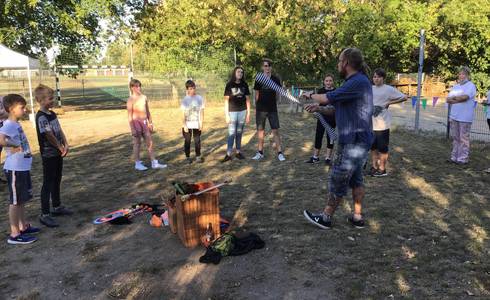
{"left": 389, "top": 98, "right": 489, "bottom": 142}
{"left": 0, "top": 68, "right": 229, "bottom": 111}
{"left": 1, "top": 70, "right": 489, "bottom": 142}
{"left": 279, "top": 85, "right": 490, "bottom": 142}
{"left": 0, "top": 70, "right": 52, "bottom": 113}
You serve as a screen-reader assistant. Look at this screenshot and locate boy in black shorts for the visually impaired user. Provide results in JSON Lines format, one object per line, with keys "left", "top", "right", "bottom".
{"left": 0, "top": 94, "right": 40, "bottom": 244}
{"left": 252, "top": 58, "right": 286, "bottom": 161}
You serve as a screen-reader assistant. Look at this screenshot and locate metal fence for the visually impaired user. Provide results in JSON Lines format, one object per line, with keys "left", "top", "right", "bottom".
{"left": 390, "top": 98, "right": 489, "bottom": 142}
{"left": 0, "top": 70, "right": 228, "bottom": 111}
{"left": 279, "top": 85, "right": 490, "bottom": 142}
{"left": 1, "top": 72, "right": 489, "bottom": 142}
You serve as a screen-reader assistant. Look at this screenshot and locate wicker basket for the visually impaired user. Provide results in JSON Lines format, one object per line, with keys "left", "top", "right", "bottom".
{"left": 175, "top": 182, "right": 221, "bottom": 248}
{"left": 166, "top": 197, "right": 178, "bottom": 234}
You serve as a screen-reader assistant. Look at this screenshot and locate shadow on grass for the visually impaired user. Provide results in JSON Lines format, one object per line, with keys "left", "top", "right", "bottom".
{"left": 1, "top": 108, "right": 488, "bottom": 299}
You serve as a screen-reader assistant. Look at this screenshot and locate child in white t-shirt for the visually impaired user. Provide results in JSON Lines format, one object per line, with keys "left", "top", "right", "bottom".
{"left": 0, "top": 94, "right": 40, "bottom": 245}
{"left": 181, "top": 80, "right": 205, "bottom": 163}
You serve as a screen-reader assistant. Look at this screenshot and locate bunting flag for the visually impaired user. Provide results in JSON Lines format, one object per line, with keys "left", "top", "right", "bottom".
{"left": 473, "top": 101, "right": 477, "bottom": 108}
{"left": 432, "top": 96, "right": 439, "bottom": 107}
{"left": 421, "top": 98, "right": 427, "bottom": 109}
{"left": 255, "top": 72, "right": 337, "bottom": 141}
{"left": 411, "top": 96, "right": 417, "bottom": 108}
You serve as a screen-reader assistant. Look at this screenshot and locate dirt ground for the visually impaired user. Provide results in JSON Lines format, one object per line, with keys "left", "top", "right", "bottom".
{"left": 0, "top": 105, "right": 489, "bottom": 300}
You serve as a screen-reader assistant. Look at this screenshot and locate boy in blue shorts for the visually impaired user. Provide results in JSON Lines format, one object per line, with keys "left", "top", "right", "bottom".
{"left": 0, "top": 94, "right": 39, "bottom": 244}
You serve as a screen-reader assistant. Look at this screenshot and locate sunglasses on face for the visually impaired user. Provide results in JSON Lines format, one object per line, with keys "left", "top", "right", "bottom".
{"left": 263, "top": 64, "right": 271, "bottom": 67}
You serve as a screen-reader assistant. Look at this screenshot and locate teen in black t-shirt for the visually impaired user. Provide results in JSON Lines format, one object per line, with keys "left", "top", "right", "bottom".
{"left": 225, "top": 80, "right": 250, "bottom": 112}
{"left": 222, "top": 67, "right": 251, "bottom": 162}
{"left": 252, "top": 59, "right": 285, "bottom": 161}
{"left": 253, "top": 75, "right": 281, "bottom": 112}
{"left": 305, "top": 74, "right": 336, "bottom": 165}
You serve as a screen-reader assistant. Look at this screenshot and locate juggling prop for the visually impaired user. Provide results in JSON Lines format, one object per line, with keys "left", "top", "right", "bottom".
{"left": 255, "top": 73, "right": 337, "bottom": 141}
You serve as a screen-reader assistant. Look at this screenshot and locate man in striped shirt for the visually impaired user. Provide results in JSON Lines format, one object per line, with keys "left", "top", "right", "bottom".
{"left": 303, "top": 48, "right": 373, "bottom": 229}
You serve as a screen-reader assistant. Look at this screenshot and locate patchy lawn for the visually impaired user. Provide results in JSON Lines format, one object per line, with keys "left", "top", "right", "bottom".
{"left": 1, "top": 105, "right": 489, "bottom": 299}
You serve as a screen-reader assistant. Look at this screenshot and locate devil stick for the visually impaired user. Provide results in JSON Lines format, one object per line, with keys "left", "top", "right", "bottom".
{"left": 255, "top": 73, "right": 337, "bottom": 141}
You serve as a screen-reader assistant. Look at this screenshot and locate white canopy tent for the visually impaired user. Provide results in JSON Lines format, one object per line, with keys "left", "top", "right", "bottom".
{"left": 0, "top": 44, "right": 41, "bottom": 125}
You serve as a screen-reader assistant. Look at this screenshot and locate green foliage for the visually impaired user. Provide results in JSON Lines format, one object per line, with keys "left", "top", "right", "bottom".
{"left": 130, "top": 0, "right": 489, "bottom": 92}
{"left": 3, "top": 0, "right": 488, "bottom": 93}
{"left": 103, "top": 38, "right": 131, "bottom": 66}
{"left": 425, "top": 0, "right": 490, "bottom": 94}
{"left": 472, "top": 73, "right": 490, "bottom": 97}
{"left": 0, "top": 0, "right": 125, "bottom": 65}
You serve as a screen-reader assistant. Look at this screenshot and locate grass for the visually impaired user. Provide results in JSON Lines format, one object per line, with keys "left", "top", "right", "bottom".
{"left": 0, "top": 104, "right": 488, "bottom": 299}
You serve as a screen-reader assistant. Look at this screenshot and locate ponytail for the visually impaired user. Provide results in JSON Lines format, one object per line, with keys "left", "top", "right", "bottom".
{"left": 361, "top": 62, "right": 371, "bottom": 77}
{"left": 341, "top": 48, "right": 370, "bottom": 76}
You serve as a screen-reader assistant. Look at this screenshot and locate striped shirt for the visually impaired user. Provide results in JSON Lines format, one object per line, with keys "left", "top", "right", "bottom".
{"left": 326, "top": 72, "right": 373, "bottom": 145}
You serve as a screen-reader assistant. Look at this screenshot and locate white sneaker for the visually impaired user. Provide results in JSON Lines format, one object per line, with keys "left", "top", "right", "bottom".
{"left": 135, "top": 161, "right": 148, "bottom": 171}
{"left": 252, "top": 152, "right": 264, "bottom": 160}
{"left": 278, "top": 153, "right": 286, "bottom": 161}
{"left": 151, "top": 160, "right": 167, "bottom": 169}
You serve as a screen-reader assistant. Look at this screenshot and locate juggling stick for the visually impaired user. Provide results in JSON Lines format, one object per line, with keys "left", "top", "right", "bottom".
{"left": 180, "top": 179, "right": 232, "bottom": 201}
{"left": 255, "top": 73, "right": 337, "bottom": 141}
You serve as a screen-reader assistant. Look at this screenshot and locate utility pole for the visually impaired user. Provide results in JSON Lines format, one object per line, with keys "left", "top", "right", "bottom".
{"left": 415, "top": 29, "right": 425, "bottom": 131}
{"left": 130, "top": 43, "right": 134, "bottom": 76}
{"left": 53, "top": 55, "right": 62, "bottom": 107}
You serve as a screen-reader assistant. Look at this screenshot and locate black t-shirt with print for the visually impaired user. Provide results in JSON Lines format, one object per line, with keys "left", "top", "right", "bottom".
{"left": 253, "top": 75, "right": 281, "bottom": 112}
{"left": 317, "top": 86, "right": 336, "bottom": 125}
{"left": 35, "top": 110, "right": 64, "bottom": 158}
{"left": 224, "top": 81, "right": 250, "bottom": 112}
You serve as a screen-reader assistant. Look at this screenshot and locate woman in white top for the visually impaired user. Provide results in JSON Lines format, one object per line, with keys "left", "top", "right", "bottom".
{"left": 446, "top": 66, "right": 477, "bottom": 165}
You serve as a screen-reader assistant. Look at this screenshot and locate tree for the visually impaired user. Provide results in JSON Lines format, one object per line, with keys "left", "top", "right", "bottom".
{"left": 0, "top": 0, "right": 125, "bottom": 65}
{"left": 103, "top": 38, "right": 131, "bottom": 66}
{"left": 129, "top": 0, "right": 490, "bottom": 91}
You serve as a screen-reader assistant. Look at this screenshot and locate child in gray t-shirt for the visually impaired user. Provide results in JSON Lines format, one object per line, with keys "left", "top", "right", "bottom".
{"left": 181, "top": 80, "right": 205, "bottom": 163}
